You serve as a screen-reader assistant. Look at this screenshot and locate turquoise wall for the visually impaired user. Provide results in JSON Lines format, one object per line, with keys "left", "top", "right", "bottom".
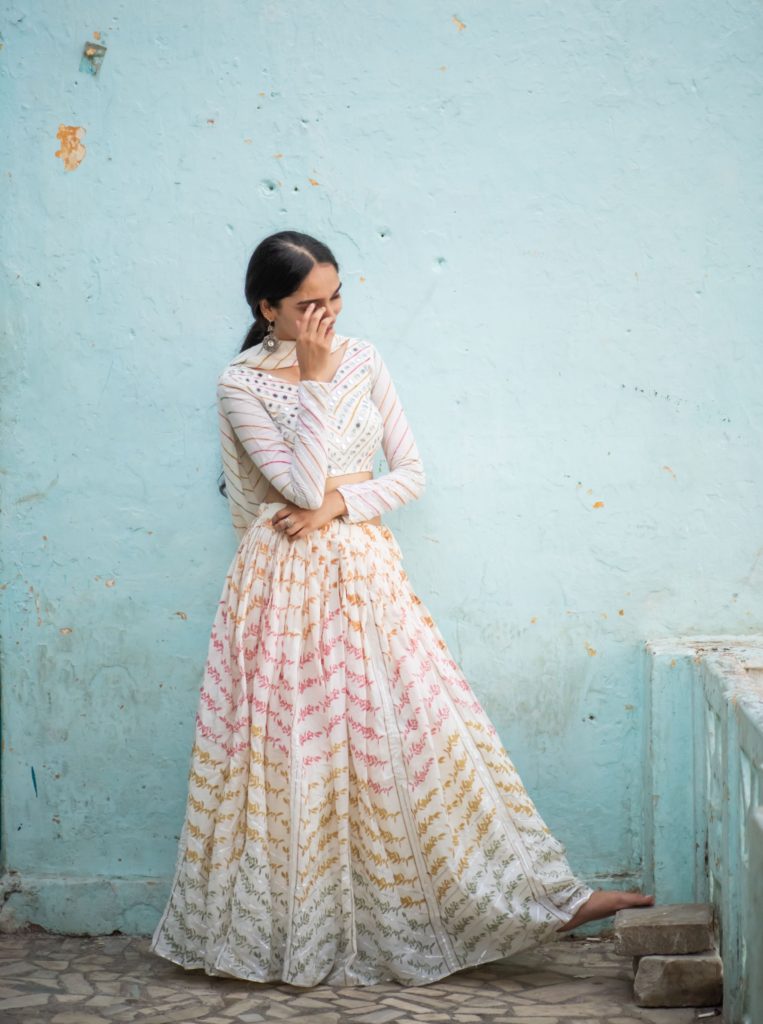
{"left": 2, "top": 1, "right": 762, "bottom": 932}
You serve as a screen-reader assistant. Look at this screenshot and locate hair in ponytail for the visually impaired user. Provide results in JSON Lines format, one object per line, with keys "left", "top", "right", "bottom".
{"left": 239, "top": 230, "right": 339, "bottom": 353}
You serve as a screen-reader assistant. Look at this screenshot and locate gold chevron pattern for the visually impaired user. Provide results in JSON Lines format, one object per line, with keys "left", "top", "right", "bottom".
{"left": 150, "top": 504, "right": 594, "bottom": 987}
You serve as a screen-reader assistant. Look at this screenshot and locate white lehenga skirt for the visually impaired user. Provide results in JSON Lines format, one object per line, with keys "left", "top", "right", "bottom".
{"left": 150, "top": 502, "right": 594, "bottom": 987}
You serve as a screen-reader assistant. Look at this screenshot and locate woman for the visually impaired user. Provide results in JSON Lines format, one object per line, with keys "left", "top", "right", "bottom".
{"left": 150, "top": 230, "right": 653, "bottom": 988}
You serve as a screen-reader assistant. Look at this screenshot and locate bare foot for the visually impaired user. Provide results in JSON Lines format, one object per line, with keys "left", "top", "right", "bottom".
{"left": 556, "top": 888, "right": 655, "bottom": 932}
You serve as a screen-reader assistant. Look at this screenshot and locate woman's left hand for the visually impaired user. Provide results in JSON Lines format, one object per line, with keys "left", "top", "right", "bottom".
{"left": 270, "top": 493, "right": 345, "bottom": 541}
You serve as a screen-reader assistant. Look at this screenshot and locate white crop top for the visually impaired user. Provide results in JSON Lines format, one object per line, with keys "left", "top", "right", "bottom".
{"left": 217, "top": 334, "right": 426, "bottom": 537}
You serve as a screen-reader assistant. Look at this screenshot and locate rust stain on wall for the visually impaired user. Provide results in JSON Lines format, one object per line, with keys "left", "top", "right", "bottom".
{"left": 55, "top": 125, "right": 86, "bottom": 171}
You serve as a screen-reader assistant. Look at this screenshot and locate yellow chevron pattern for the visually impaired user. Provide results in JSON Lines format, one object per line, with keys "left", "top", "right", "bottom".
{"left": 150, "top": 503, "right": 594, "bottom": 987}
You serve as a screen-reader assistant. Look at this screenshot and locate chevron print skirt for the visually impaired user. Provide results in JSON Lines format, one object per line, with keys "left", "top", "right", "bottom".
{"left": 149, "top": 502, "right": 594, "bottom": 987}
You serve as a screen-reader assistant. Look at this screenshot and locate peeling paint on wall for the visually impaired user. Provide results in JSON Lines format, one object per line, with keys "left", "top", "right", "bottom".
{"left": 2, "top": 0, "right": 762, "bottom": 936}
{"left": 54, "top": 125, "right": 86, "bottom": 170}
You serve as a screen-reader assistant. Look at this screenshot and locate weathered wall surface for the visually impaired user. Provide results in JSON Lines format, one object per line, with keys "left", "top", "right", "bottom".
{"left": 1, "top": 1, "right": 761, "bottom": 931}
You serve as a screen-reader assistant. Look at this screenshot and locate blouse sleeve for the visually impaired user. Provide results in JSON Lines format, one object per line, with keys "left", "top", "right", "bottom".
{"left": 335, "top": 344, "right": 426, "bottom": 523}
{"left": 216, "top": 370, "right": 332, "bottom": 510}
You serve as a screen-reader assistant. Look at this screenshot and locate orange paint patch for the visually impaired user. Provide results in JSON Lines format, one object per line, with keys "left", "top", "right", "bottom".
{"left": 592, "top": 500, "right": 604, "bottom": 508}
{"left": 55, "top": 125, "right": 86, "bottom": 171}
{"left": 618, "top": 608, "right": 625, "bottom": 616}
{"left": 452, "top": 14, "right": 466, "bottom": 30}
{"left": 308, "top": 177, "right": 320, "bottom": 186}
{"left": 359, "top": 276, "right": 366, "bottom": 283}
{"left": 585, "top": 642, "right": 597, "bottom": 657}
{"left": 530, "top": 616, "right": 537, "bottom": 624}
{"left": 93, "top": 30, "right": 101, "bottom": 40}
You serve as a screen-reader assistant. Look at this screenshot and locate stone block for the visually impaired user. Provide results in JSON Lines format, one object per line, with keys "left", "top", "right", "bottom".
{"left": 633, "top": 952, "right": 723, "bottom": 1007}
{"left": 613, "top": 902, "right": 714, "bottom": 955}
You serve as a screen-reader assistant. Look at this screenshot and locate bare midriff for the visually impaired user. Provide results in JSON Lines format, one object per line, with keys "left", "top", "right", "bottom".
{"left": 262, "top": 471, "right": 381, "bottom": 526}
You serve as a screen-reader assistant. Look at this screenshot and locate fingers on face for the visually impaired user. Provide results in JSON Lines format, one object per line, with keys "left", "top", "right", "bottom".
{"left": 297, "top": 302, "right": 334, "bottom": 338}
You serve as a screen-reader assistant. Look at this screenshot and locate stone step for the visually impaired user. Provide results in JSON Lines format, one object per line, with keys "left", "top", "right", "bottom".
{"left": 633, "top": 951, "right": 723, "bottom": 1008}
{"left": 613, "top": 902, "right": 715, "bottom": 955}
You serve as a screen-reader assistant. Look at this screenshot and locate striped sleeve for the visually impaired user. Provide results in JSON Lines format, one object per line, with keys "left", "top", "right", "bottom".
{"left": 217, "top": 371, "right": 332, "bottom": 510}
{"left": 336, "top": 344, "right": 426, "bottom": 523}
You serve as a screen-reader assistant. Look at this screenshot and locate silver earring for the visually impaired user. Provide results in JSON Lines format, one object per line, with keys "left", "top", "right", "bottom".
{"left": 263, "top": 319, "right": 279, "bottom": 352}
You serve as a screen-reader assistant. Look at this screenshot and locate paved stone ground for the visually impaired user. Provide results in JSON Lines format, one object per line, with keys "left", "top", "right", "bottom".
{"left": 0, "top": 931, "right": 724, "bottom": 1024}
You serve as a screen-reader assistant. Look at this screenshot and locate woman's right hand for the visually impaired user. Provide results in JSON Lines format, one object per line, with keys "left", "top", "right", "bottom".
{"left": 295, "top": 303, "right": 336, "bottom": 381}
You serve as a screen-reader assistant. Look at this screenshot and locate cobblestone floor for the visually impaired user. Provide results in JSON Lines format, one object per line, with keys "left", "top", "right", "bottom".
{"left": 0, "top": 931, "right": 724, "bottom": 1024}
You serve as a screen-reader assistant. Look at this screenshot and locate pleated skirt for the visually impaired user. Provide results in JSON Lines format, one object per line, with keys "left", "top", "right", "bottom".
{"left": 149, "top": 502, "right": 594, "bottom": 987}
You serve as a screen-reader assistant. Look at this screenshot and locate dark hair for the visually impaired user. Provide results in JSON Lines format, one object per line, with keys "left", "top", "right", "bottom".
{"left": 218, "top": 231, "right": 339, "bottom": 499}
{"left": 239, "top": 230, "right": 339, "bottom": 352}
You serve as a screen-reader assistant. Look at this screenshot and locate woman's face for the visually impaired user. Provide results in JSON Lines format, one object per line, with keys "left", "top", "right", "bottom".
{"left": 261, "top": 262, "right": 343, "bottom": 341}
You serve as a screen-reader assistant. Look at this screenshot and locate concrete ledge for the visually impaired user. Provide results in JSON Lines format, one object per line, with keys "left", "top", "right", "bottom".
{"left": 644, "top": 635, "right": 763, "bottom": 1024}
{"left": 0, "top": 871, "right": 167, "bottom": 935}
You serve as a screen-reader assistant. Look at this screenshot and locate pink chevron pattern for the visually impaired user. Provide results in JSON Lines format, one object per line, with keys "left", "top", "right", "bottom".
{"left": 150, "top": 504, "right": 594, "bottom": 987}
